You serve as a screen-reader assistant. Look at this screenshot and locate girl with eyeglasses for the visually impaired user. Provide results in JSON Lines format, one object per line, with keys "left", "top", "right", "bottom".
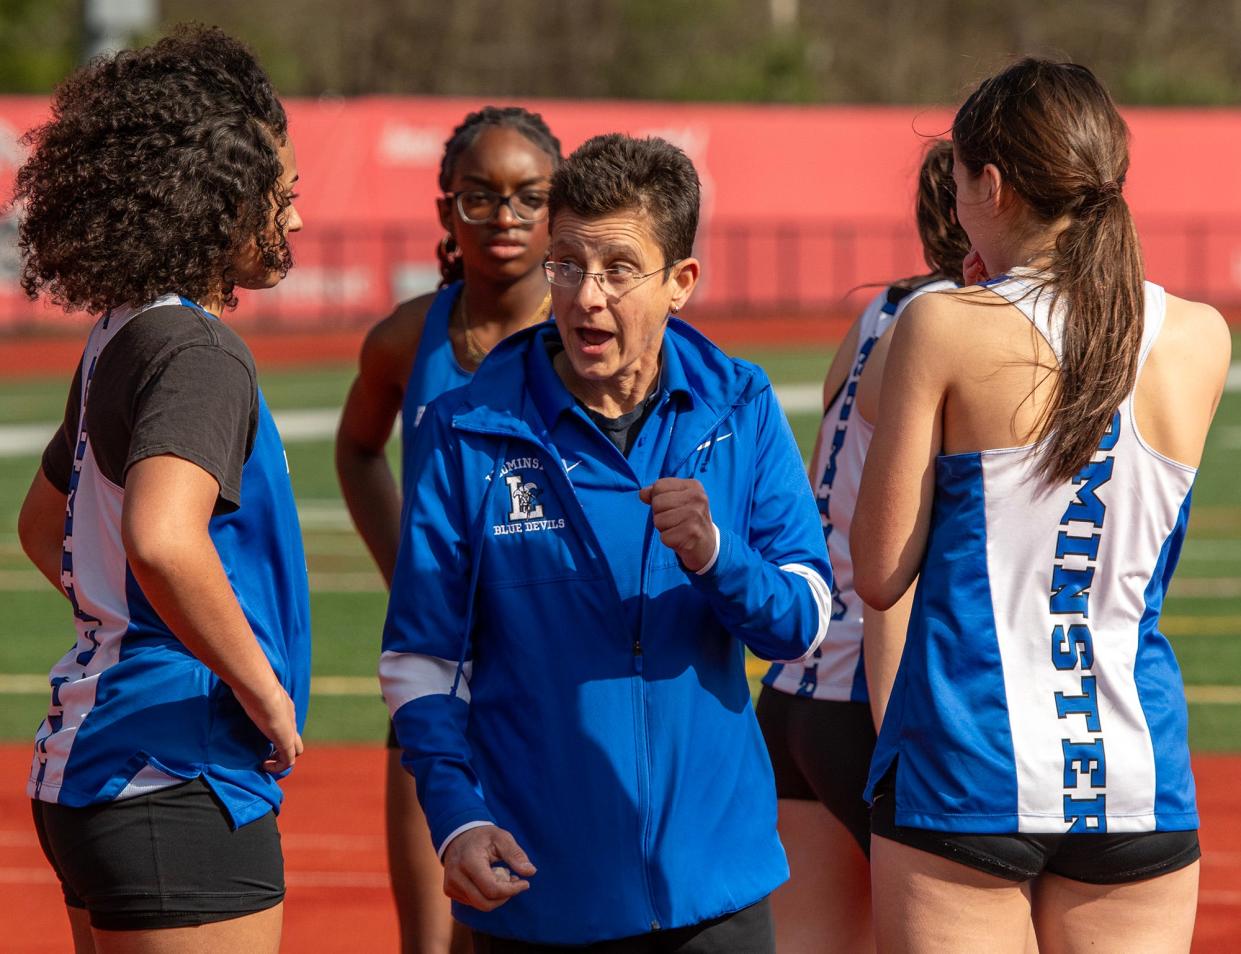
{"left": 336, "top": 105, "right": 561, "bottom": 954}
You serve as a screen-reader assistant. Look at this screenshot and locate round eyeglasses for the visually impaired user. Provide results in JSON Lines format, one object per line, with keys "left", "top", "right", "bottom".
{"left": 447, "top": 188, "right": 549, "bottom": 224}
{"left": 544, "top": 260, "right": 680, "bottom": 295}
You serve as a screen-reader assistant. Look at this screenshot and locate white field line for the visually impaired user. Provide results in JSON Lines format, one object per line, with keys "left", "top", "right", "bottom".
{"left": 9, "top": 371, "right": 1241, "bottom": 457}
{"left": 5, "top": 365, "right": 1241, "bottom": 458}
{"left": 4, "top": 671, "right": 1241, "bottom": 704}
{"left": 1169, "top": 578, "right": 1241, "bottom": 598}
{"left": 0, "top": 382, "right": 836, "bottom": 458}
{"left": 0, "top": 673, "right": 381, "bottom": 696}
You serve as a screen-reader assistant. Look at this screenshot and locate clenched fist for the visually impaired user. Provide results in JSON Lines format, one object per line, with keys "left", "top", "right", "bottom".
{"left": 639, "top": 478, "right": 718, "bottom": 574}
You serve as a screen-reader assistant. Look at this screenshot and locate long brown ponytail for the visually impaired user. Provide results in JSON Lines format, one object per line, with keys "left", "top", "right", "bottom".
{"left": 954, "top": 58, "right": 1145, "bottom": 484}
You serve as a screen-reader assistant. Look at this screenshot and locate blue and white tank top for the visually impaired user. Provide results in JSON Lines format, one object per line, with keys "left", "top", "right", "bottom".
{"left": 765, "top": 279, "right": 955, "bottom": 702}
{"left": 867, "top": 275, "right": 1199, "bottom": 835}
{"left": 400, "top": 281, "right": 470, "bottom": 487}
{"left": 28, "top": 295, "right": 311, "bottom": 827}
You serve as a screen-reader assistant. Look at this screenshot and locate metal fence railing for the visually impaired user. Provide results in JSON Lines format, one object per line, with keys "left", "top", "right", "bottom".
{"left": 4, "top": 217, "right": 1241, "bottom": 331}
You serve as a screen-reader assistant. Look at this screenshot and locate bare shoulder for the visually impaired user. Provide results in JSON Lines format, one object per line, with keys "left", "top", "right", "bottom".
{"left": 1159, "top": 294, "right": 1231, "bottom": 384}
{"left": 888, "top": 286, "right": 988, "bottom": 350}
{"left": 359, "top": 292, "right": 438, "bottom": 386}
{"left": 1162, "top": 293, "right": 1231, "bottom": 352}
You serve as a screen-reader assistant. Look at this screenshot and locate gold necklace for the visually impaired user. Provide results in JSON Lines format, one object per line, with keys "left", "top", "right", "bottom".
{"left": 459, "top": 289, "right": 552, "bottom": 365}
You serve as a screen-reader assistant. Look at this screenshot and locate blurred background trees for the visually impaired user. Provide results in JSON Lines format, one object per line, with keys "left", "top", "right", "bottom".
{"left": 3, "top": 0, "right": 1241, "bottom": 103}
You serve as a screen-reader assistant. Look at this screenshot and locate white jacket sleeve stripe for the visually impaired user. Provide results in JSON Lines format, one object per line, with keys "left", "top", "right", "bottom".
{"left": 778, "top": 562, "right": 831, "bottom": 661}
{"left": 379, "top": 651, "right": 473, "bottom": 714}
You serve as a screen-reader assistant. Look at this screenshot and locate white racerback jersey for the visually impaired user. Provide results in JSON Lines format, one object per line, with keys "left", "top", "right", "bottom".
{"left": 867, "top": 274, "right": 1199, "bottom": 834}
{"left": 764, "top": 279, "right": 956, "bottom": 702}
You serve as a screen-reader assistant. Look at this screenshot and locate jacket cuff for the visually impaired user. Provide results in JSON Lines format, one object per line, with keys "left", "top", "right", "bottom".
{"left": 693, "top": 523, "right": 722, "bottom": 575}
{"left": 437, "top": 819, "right": 497, "bottom": 860}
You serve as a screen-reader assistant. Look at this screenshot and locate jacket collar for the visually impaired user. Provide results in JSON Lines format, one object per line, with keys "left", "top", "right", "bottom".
{"left": 450, "top": 317, "right": 765, "bottom": 442}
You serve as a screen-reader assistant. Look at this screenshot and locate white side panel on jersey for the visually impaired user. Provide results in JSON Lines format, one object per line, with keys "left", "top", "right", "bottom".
{"left": 770, "top": 280, "right": 956, "bottom": 700}
{"left": 30, "top": 295, "right": 184, "bottom": 803}
{"left": 982, "top": 435, "right": 1176, "bottom": 831}
{"left": 980, "top": 277, "right": 1191, "bottom": 832}
{"left": 31, "top": 445, "right": 133, "bottom": 801}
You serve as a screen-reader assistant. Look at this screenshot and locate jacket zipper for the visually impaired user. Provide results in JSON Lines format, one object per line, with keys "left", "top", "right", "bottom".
{"left": 456, "top": 405, "right": 743, "bottom": 934}
{"left": 632, "top": 403, "right": 743, "bottom": 932}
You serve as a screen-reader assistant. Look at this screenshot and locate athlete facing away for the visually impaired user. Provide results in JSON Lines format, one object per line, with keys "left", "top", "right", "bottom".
{"left": 853, "top": 58, "right": 1229, "bottom": 954}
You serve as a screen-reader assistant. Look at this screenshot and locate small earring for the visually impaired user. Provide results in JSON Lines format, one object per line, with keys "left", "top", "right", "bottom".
{"left": 670, "top": 304, "right": 680, "bottom": 314}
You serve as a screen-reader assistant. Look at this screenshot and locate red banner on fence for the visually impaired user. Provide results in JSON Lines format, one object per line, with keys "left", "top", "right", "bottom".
{"left": 4, "top": 96, "right": 1241, "bottom": 328}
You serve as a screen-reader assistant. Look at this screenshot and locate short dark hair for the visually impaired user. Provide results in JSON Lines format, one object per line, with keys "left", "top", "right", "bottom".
{"left": 13, "top": 24, "right": 290, "bottom": 314}
{"left": 549, "top": 133, "right": 700, "bottom": 266}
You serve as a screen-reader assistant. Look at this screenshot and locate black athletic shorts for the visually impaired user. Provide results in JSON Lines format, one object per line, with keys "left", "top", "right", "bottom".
{"left": 755, "top": 685, "right": 876, "bottom": 857}
{"left": 471, "top": 897, "right": 774, "bottom": 953}
{"left": 31, "top": 777, "right": 285, "bottom": 930}
{"left": 870, "top": 768, "right": 1201, "bottom": 884}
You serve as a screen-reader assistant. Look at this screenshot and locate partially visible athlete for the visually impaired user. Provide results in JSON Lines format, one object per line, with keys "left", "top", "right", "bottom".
{"left": 853, "top": 58, "right": 1228, "bottom": 953}
{"left": 335, "top": 106, "right": 561, "bottom": 954}
{"left": 16, "top": 26, "right": 308, "bottom": 954}
{"left": 756, "top": 139, "right": 968, "bottom": 954}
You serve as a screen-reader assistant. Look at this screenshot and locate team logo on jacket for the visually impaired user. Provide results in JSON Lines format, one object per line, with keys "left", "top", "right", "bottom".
{"left": 506, "top": 474, "right": 543, "bottom": 520}
{"left": 493, "top": 457, "right": 565, "bottom": 536}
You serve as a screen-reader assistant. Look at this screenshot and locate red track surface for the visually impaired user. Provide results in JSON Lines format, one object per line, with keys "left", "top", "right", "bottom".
{"left": 1, "top": 744, "right": 1239, "bottom": 951}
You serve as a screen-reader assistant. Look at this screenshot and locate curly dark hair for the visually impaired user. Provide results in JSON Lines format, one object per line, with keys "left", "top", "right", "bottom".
{"left": 11, "top": 24, "right": 292, "bottom": 314}
{"left": 435, "top": 105, "right": 562, "bottom": 286}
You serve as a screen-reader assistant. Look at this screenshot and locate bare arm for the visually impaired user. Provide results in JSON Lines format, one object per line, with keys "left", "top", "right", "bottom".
{"left": 123, "top": 454, "right": 301, "bottom": 772}
{"left": 335, "top": 300, "right": 427, "bottom": 585}
{"left": 863, "top": 582, "right": 915, "bottom": 730}
{"left": 851, "top": 295, "right": 952, "bottom": 611}
{"left": 18, "top": 469, "right": 68, "bottom": 596}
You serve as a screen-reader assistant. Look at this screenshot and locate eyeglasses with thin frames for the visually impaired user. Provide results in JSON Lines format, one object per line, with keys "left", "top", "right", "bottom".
{"left": 544, "top": 260, "right": 681, "bottom": 295}
{"left": 446, "top": 188, "right": 549, "bottom": 224}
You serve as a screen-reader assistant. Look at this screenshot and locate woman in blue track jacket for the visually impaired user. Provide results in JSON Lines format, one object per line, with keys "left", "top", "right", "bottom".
{"left": 379, "top": 134, "right": 833, "bottom": 950}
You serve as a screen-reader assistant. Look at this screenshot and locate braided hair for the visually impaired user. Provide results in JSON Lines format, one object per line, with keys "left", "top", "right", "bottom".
{"left": 436, "top": 106, "right": 562, "bottom": 286}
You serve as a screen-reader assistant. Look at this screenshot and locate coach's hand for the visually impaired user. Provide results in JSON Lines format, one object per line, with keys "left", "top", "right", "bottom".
{"left": 442, "top": 825, "right": 536, "bottom": 911}
{"left": 640, "top": 478, "right": 717, "bottom": 573}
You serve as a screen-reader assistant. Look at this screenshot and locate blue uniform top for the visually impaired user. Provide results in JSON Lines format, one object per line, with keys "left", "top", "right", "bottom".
{"left": 29, "top": 295, "right": 311, "bottom": 829}
{"left": 400, "top": 281, "right": 470, "bottom": 487}
{"left": 865, "top": 276, "right": 1198, "bottom": 836}
{"left": 379, "top": 320, "right": 834, "bottom": 945}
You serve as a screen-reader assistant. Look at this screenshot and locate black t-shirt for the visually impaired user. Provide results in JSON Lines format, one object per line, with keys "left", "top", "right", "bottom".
{"left": 582, "top": 390, "right": 661, "bottom": 457}
{"left": 41, "top": 304, "right": 259, "bottom": 512}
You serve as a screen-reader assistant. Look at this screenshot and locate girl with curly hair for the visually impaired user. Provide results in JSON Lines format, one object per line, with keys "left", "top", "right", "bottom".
{"left": 15, "top": 26, "right": 308, "bottom": 954}
{"left": 335, "top": 105, "right": 561, "bottom": 954}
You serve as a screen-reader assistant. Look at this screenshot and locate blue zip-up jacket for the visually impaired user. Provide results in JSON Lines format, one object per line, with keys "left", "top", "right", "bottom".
{"left": 379, "top": 319, "right": 832, "bottom": 945}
